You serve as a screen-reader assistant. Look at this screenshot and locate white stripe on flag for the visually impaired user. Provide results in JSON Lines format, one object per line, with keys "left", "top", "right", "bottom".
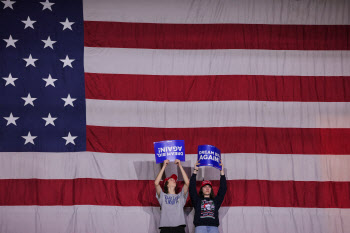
{"left": 1, "top": 152, "right": 349, "bottom": 181}
{"left": 86, "top": 100, "right": 350, "bottom": 128}
{"left": 83, "top": 0, "right": 350, "bottom": 25}
{"left": 84, "top": 48, "right": 350, "bottom": 76}
{"left": 1, "top": 206, "right": 349, "bottom": 233}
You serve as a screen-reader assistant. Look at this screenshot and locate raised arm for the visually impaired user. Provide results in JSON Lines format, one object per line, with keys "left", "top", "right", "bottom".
{"left": 215, "top": 159, "right": 227, "bottom": 207}
{"left": 175, "top": 159, "right": 189, "bottom": 195}
{"left": 189, "top": 160, "right": 200, "bottom": 205}
{"left": 220, "top": 159, "right": 225, "bottom": 176}
{"left": 155, "top": 159, "right": 169, "bottom": 197}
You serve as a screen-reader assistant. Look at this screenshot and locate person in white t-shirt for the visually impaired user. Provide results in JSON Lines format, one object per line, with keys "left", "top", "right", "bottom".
{"left": 155, "top": 159, "right": 190, "bottom": 233}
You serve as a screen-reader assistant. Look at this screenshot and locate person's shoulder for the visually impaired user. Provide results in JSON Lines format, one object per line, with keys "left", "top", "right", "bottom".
{"left": 178, "top": 188, "right": 185, "bottom": 196}
{"left": 157, "top": 189, "right": 165, "bottom": 197}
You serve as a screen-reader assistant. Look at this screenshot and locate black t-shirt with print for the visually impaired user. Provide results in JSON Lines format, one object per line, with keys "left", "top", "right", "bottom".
{"left": 189, "top": 174, "right": 227, "bottom": 227}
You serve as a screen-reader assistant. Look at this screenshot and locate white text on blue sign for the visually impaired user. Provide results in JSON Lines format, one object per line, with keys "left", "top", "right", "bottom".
{"left": 199, "top": 151, "right": 220, "bottom": 162}
{"left": 157, "top": 146, "right": 184, "bottom": 157}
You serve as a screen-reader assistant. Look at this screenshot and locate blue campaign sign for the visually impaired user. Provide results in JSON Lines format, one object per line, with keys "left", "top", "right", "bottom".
{"left": 154, "top": 140, "right": 185, "bottom": 164}
{"left": 197, "top": 145, "right": 222, "bottom": 170}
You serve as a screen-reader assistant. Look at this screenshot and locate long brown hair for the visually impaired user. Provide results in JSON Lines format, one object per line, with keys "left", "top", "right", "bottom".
{"left": 199, "top": 186, "right": 215, "bottom": 199}
{"left": 163, "top": 180, "right": 177, "bottom": 194}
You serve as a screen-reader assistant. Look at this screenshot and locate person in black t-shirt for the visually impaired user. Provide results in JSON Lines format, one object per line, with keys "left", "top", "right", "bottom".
{"left": 189, "top": 160, "right": 227, "bottom": 233}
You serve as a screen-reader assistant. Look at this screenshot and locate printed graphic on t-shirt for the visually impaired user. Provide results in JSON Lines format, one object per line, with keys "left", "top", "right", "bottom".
{"left": 200, "top": 199, "right": 215, "bottom": 219}
{"left": 164, "top": 194, "right": 180, "bottom": 205}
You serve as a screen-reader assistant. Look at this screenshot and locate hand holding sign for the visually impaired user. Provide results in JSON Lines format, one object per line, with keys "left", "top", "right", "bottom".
{"left": 154, "top": 140, "right": 185, "bottom": 164}
{"left": 194, "top": 160, "right": 200, "bottom": 170}
{"left": 192, "top": 160, "right": 200, "bottom": 174}
{"left": 197, "top": 145, "right": 222, "bottom": 170}
{"left": 163, "top": 159, "right": 170, "bottom": 168}
{"left": 174, "top": 159, "right": 181, "bottom": 166}
{"left": 219, "top": 159, "right": 225, "bottom": 175}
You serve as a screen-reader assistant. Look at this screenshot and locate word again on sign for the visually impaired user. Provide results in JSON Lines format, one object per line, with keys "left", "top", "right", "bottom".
{"left": 154, "top": 140, "right": 185, "bottom": 164}
{"left": 198, "top": 145, "right": 221, "bottom": 170}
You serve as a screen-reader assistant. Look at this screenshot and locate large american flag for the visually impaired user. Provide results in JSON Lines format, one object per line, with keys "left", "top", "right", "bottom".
{"left": 1, "top": 0, "right": 350, "bottom": 232}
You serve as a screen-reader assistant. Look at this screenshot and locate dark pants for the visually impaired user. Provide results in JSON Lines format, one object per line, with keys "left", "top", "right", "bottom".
{"left": 160, "top": 226, "right": 186, "bottom": 233}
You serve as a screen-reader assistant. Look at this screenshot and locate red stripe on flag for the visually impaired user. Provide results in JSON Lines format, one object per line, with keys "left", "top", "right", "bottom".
{"left": 85, "top": 73, "right": 350, "bottom": 102}
{"left": 86, "top": 126, "right": 350, "bottom": 154}
{"left": 0, "top": 179, "right": 349, "bottom": 208}
{"left": 84, "top": 21, "right": 350, "bottom": 50}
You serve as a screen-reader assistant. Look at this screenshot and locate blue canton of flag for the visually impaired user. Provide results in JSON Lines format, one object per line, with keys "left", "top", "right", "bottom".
{"left": 0, "top": 0, "right": 86, "bottom": 152}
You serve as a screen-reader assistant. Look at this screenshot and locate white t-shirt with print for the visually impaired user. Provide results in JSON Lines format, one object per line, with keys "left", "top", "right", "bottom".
{"left": 156, "top": 189, "right": 188, "bottom": 228}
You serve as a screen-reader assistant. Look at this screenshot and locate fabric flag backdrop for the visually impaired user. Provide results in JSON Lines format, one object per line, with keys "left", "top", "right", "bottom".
{"left": 1, "top": 0, "right": 350, "bottom": 232}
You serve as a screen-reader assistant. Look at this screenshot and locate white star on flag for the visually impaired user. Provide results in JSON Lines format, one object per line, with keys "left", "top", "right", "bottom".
{"left": 1, "top": 0, "right": 15, "bottom": 9}
{"left": 2, "top": 73, "right": 18, "bottom": 86}
{"left": 42, "top": 74, "right": 57, "bottom": 87}
{"left": 62, "top": 132, "right": 77, "bottom": 145}
{"left": 42, "top": 113, "right": 57, "bottom": 126}
{"left": 40, "top": 0, "right": 54, "bottom": 11}
{"left": 60, "top": 18, "right": 74, "bottom": 30}
{"left": 42, "top": 36, "right": 56, "bottom": 49}
{"left": 22, "top": 93, "right": 37, "bottom": 106}
{"left": 22, "top": 132, "right": 37, "bottom": 145}
{"left": 60, "top": 55, "right": 74, "bottom": 68}
{"left": 21, "top": 16, "right": 36, "bottom": 29}
{"left": 62, "top": 94, "right": 76, "bottom": 107}
{"left": 23, "top": 54, "right": 38, "bottom": 67}
{"left": 4, "top": 35, "right": 18, "bottom": 48}
{"left": 4, "top": 113, "right": 19, "bottom": 126}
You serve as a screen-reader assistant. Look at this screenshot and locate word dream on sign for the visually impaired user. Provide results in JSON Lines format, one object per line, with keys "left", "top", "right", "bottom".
{"left": 198, "top": 145, "right": 222, "bottom": 170}
{"left": 154, "top": 140, "right": 185, "bottom": 164}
